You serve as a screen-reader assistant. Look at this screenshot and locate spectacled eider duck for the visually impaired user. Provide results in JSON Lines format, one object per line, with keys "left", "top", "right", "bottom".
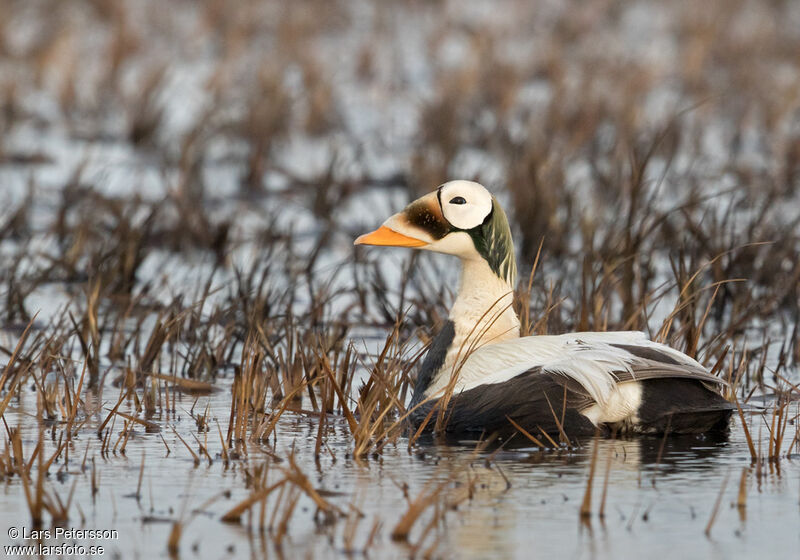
{"left": 355, "top": 180, "right": 733, "bottom": 440}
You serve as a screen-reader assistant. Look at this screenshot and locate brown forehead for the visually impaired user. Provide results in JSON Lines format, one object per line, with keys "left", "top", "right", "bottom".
{"left": 405, "top": 196, "right": 450, "bottom": 239}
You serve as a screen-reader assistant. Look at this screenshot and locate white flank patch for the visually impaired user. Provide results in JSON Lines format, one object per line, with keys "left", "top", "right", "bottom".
{"left": 581, "top": 382, "right": 643, "bottom": 425}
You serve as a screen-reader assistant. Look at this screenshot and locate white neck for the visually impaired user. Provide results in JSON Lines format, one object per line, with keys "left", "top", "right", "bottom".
{"left": 427, "top": 257, "right": 520, "bottom": 396}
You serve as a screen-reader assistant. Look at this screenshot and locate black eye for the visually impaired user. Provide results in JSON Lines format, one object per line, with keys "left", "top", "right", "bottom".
{"left": 449, "top": 196, "right": 466, "bottom": 205}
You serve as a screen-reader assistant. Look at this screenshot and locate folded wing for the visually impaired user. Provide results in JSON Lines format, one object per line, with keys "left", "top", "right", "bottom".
{"left": 441, "top": 331, "right": 727, "bottom": 408}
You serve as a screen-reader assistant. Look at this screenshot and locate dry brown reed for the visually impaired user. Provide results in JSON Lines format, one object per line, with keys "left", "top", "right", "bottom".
{"left": 579, "top": 435, "right": 601, "bottom": 521}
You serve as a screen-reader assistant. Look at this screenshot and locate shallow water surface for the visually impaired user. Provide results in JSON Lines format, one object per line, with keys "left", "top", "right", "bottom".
{"left": 0, "top": 377, "right": 797, "bottom": 559}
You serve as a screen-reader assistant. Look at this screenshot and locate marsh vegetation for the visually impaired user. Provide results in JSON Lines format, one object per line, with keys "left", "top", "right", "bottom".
{"left": 0, "top": 0, "right": 798, "bottom": 558}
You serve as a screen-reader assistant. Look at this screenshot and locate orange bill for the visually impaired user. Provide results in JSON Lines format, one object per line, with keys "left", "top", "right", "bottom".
{"left": 354, "top": 225, "right": 428, "bottom": 247}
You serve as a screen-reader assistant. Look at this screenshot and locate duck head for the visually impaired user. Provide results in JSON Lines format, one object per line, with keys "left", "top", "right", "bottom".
{"left": 355, "top": 180, "right": 516, "bottom": 286}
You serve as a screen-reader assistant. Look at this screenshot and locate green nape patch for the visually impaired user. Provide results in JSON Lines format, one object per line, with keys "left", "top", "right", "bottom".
{"left": 469, "top": 198, "right": 517, "bottom": 286}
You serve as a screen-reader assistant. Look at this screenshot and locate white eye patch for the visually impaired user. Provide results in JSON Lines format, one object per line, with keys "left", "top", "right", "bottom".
{"left": 439, "top": 180, "right": 493, "bottom": 230}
